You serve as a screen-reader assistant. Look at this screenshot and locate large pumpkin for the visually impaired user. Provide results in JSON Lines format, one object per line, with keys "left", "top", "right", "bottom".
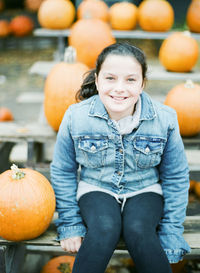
{"left": 38, "top": 0, "right": 75, "bottom": 29}
{"left": 9, "top": 15, "right": 34, "bottom": 36}
{"left": 109, "top": 1, "right": 138, "bottom": 30}
{"left": 41, "top": 255, "right": 75, "bottom": 273}
{"left": 186, "top": 0, "right": 200, "bottom": 33}
{"left": 164, "top": 80, "right": 200, "bottom": 137}
{"left": 138, "top": 0, "right": 174, "bottom": 32}
{"left": 77, "top": 0, "right": 109, "bottom": 22}
{"left": 159, "top": 31, "right": 199, "bottom": 72}
{"left": 44, "top": 46, "right": 89, "bottom": 131}
{"left": 0, "top": 164, "right": 55, "bottom": 241}
{"left": 68, "top": 18, "right": 115, "bottom": 68}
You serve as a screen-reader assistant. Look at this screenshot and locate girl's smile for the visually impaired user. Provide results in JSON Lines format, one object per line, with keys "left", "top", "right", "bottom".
{"left": 95, "top": 54, "right": 144, "bottom": 121}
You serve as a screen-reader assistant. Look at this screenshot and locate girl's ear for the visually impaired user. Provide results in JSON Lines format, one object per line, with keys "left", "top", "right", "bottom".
{"left": 95, "top": 73, "right": 98, "bottom": 90}
{"left": 141, "top": 78, "right": 146, "bottom": 90}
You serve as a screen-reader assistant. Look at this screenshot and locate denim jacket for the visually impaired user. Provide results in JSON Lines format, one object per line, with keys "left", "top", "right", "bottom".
{"left": 51, "top": 92, "right": 191, "bottom": 263}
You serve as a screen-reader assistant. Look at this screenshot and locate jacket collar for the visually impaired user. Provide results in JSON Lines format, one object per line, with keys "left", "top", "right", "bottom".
{"left": 88, "top": 92, "right": 156, "bottom": 121}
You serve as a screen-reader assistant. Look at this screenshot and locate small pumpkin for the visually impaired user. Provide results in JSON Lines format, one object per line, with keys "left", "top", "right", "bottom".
{"left": 0, "top": 20, "right": 11, "bottom": 37}
{"left": 194, "top": 181, "right": 200, "bottom": 198}
{"left": 9, "top": 15, "right": 34, "bottom": 37}
{"left": 24, "top": 0, "right": 44, "bottom": 12}
{"left": 38, "top": 0, "right": 75, "bottom": 29}
{"left": 69, "top": 18, "right": 115, "bottom": 68}
{"left": 0, "top": 107, "right": 13, "bottom": 121}
{"left": 170, "top": 260, "right": 187, "bottom": 273}
{"left": 44, "top": 46, "right": 89, "bottom": 131}
{"left": 159, "top": 31, "right": 199, "bottom": 72}
{"left": 189, "top": 180, "right": 196, "bottom": 192}
{"left": 41, "top": 255, "right": 75, "bottom": 273}
{"left": 0, "top": 0, "right": 4, "bottom": 12}
{"left": 77, "top": 0, "right": 109, "bottom": 22}
{"left": 0, "top": 164, "right": 55, "bottom": 241}
{"left": 186, "top": 0, "right": 200, "bottom": 33}
{"left": 109, "top": 1, "right": 138, "bottom": 30}
{"left": 164, "top": 80, "right": 200, "bottom": 137}
{"left": 138, "top": 0, "right": 174, "bottom": 32}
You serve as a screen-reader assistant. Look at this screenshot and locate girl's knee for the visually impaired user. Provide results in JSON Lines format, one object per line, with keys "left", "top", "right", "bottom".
{"left": 123, "top": 220, "right": 154, "bottom": 240}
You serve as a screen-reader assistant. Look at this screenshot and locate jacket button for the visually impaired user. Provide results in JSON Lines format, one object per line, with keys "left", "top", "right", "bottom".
{"left": 119, "top": 148, "right": 123, "bottom": 154}
{"left": 145, "top": 146, "right": 150, "bottom": 153}
{"left": 117, "top": 171, "right": 121, "bottom": 175}
{"left": 91, "top": 145, "right": 96, "bottom": 151}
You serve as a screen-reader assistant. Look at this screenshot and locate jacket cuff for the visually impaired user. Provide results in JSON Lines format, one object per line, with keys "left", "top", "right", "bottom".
{"left": 56, "top": 224, "right": 87, "bottom": 241}
{"left": 158, "top": 233, "right": 191, "bottom": 263}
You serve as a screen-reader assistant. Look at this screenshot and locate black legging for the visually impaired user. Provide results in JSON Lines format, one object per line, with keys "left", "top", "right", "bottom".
{"left": 72, "top": 191, "right": 172, "bottom": 273}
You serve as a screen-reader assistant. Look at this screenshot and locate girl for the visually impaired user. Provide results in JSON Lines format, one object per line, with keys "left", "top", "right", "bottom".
{"left": 51, "top": 42, "right": 190, "bottom": 273}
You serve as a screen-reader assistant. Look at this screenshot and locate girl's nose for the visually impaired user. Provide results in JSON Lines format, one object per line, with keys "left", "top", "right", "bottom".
{"left": 114, "top": 81, "right": 124, "bottom": 92}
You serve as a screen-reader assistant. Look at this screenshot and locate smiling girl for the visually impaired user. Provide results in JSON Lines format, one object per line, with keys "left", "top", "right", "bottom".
{"left": 51, "top": 42, "right": 190, "bottom": 273}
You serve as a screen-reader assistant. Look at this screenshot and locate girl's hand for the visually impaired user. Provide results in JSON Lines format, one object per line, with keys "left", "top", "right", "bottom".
{"left": 60, "top": 236, "right": 82, "bottom": 253}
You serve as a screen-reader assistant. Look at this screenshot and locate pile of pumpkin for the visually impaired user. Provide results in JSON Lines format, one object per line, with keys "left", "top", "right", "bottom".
{"left": 36, "top": 0, "right": 200, "bottom": 33}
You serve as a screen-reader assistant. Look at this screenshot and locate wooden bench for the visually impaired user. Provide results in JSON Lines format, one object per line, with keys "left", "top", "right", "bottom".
{"left": 1, "top": 214, "right": 200, "bottom": 273}
{"left": 33, "top": 28, "right": 200, "bottom": 61}
{"left": 0, "top": 122, "right": 56, "bottom": 169}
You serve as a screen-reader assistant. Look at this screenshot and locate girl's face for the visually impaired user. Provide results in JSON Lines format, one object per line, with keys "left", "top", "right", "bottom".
{"left": 95, "top": 54, "right": 144, "bottom": 121}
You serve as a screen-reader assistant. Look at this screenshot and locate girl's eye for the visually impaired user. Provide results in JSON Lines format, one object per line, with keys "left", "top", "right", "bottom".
{"left": 106, "top": 77, "right": 114, "bottom": 80}
{"left": 127, "top": 78, "right": 135, "bottom": 82}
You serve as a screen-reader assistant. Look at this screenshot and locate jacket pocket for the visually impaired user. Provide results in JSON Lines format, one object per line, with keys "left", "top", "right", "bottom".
{"left": 133, "top": 136, "right": 166, "bottom": 168}
{"left": 78, "top": 136, "right": 108, "bottom": 168}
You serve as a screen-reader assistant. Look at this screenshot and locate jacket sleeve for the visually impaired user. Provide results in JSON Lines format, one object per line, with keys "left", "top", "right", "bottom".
{"left": 50, "top": 107, "right": 86, "bottom": 241}
{"left": 157, "top": 112, "right": 191, "bottom": 263}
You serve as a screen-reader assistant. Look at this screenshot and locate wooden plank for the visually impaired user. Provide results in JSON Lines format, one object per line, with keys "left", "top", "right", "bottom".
{"left": 29, "top": 61, "right": 200, "bottom": 82}
{"left": 0, "top": 122, "right": 56, "bottom": 143}
{"left": 148, "top": 65, "right": 200, "bottom": 81}
{"left": 29, "top": 61, "right": 58, "bottom": 77}
{"left": 33, "top": 28, "right": 200, "bottom": 41}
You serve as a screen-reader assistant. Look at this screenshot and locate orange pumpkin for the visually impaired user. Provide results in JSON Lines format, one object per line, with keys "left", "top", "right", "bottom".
{"left": 0, "top": 20, "right": 11, "bottom": 37}
{"left": 77, "top": 0, "right": 109, "bottom": 22}
{"left": 9, "top": 15, "right": 34, "bottom": 36}
{"left": 69, "top": 18, "right": 115, "bottom": 68}
{"left": 138, "top": 0, "right": 174, "bottom": 32}
{"left": 109, "top": 2, "right": 138, "bottom": 30}
{"left": 194, "top": 181, "right": 200, "bottom": 198}
{"left": 25, "top": 0, "right": 44, "bottom": 12}
{"left": 44, "top": 46, "right": 89, "bottom": 131}
{"left": 164, "top": 80, "right": 200, "bottom": 137}
{"left": 190, "top": 180, "right": 196, "bottom": 192}
{"left": 0, "top": 0, "right": 4, "bottom": 12}
{"left": 38, "top": 0, "right": 75, "bottom": 29}
{"left": 0, "top": 107, "right": 13, "bottom": 121}
{"left": 0, "top": 164, "right": 55, "bottom": 241}
{"left": 159, "top": 31, "right": 199, "bottom": 72}
{"left": 41, "top": 255, "right": 75, "bottom": 273}
{"left": 171, "top": 260, "right": 187, "bottom": 273}
{"left": 186, "top": 0, "right": 200, "bottom": 33}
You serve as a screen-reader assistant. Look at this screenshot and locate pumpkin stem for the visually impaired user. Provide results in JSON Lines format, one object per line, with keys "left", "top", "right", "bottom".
{"left": 11, "top": 164, "right": 25, "bottom": 180}
{"left": 183, "top": 30, "right": 191, "bottom": 37}
{"left": 185, "top": 79, "right": 195, "bottom": 88}
{"left": 64, "top": 46, "right": 77, "bottom": 64}
{"left": 57, "top": 262, "right": 71, "bottom": 273}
